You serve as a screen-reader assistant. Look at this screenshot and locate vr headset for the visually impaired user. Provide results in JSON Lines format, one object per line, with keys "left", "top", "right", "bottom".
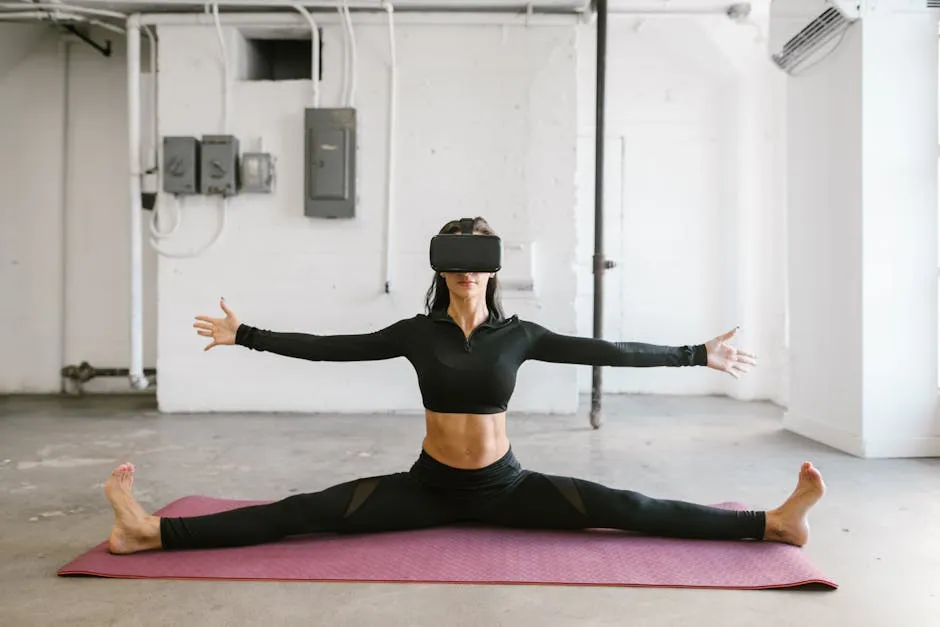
{"left": 429, "top": 218, "right": 502, "bottom": 273}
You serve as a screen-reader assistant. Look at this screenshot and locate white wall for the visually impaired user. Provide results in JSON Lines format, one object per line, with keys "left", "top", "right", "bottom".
{"left": 784, "top": 1, "right": 940, "bottom": 458}
{"left": 0, "top": 23, "right": 47, "bottom": 80}
{"left": 1, "top": 10, "right": 792, "bottom": 411}
{"left": 153, "top": 15, "right": 582, "bottom": 413}
{"left": 785, "top": 23, "right": 865, "bottom": 450}
{"left": 0, "top": 25, "right": 64, "bottom": 393}
{"left": 574, "top": 14, "right": 789, "bottom": 403}
{"left": 0, "top": 25, "right": 158, "bottom": 394}
{"left": 860, "top": 7, "right": 939, "bottom": 456}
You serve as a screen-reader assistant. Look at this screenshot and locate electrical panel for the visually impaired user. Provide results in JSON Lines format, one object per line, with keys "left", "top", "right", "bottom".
{"left": 200, "top": 135, "right": 239, "bottom": 196}
{"left": 240, "top": 153, "right": 274, "bottom": 193}
{"left": 304, "top": 108, "right": 356, "bottom": 219}
{"left": 162, "top": 136, "right": 200, "bottom": 195}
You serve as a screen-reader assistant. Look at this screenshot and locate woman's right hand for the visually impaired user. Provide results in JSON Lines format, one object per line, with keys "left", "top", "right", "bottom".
{"left": 193, "top": 298, "right": 241, "bottom": 351}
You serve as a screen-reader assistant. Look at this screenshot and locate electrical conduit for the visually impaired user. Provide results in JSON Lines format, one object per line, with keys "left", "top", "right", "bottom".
{"left": 126, "top": 14, "right": 147, "bottom": 389}
{"left": 383, "top": 0, "right": 396, "bottom": 293}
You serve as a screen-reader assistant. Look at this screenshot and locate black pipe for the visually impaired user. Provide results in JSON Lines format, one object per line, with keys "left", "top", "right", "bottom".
{"left": 61, "top": 361, "right": 156, "bottom": 393}
{"left": 590, "top": 0, "right": 609, "bottom": 429}
{"left": 59, "top": 24, "right": 112, "bottom": 57}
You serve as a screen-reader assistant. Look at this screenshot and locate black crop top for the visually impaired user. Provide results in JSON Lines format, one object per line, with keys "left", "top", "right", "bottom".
{"left": 235, "top": 310, "right": 708, "bottom": 414}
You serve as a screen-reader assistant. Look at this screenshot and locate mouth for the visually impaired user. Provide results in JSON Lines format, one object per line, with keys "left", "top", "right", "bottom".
{"left": 458, "top": 280, "right": 474, "bottom": 286}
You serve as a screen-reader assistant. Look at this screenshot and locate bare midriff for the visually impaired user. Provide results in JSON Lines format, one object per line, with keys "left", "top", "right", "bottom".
{"left": 422, "top": 410, "right": 510, "bottom": 469}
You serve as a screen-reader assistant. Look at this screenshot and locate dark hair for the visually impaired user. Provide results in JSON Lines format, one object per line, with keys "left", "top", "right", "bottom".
{"left": 423, "top": 216, "right": 505, "bottom": 319}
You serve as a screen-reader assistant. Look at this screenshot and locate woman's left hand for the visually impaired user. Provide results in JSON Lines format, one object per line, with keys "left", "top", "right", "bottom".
{"left": 704, "top": 327, "right": 757, "bottom": 379}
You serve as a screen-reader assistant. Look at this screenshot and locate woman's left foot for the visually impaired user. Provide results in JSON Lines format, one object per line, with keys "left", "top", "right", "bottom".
{"left": 765, "top": 461, "right": 826, "bottom": 547}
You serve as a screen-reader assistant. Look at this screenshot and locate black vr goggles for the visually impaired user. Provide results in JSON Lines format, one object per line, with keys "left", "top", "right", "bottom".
{"left": 429, "top": 218, "right": 502, "bottom": 273}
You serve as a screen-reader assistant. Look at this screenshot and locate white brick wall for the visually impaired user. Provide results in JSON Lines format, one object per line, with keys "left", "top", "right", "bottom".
{"left": 0, "top": 12, "right": 790, "bottom": 412}
{"left": 153, "top": 16, "right": 582, "bottom": 413}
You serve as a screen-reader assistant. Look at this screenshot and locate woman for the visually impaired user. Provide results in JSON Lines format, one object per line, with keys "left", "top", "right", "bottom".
{"left": 104, "top": 217, "right": 824, "bottom": 555}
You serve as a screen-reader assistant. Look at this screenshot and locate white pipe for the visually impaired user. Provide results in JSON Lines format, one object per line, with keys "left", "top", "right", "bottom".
{"left": 126, "top": 14, "right": 148, "bottom": 390}
{"left": 382, "top": 0, "right": 396, "bottom": 293}
{"left": 88, "top": 19, "right": 126, "bottom": 34}
{"left": 0, "top": 3, "right": 127, "bottom": 18}
{"left": 608, "top": 7, "right": 736, "bottom": 16}
{"left": 0, "top": 10, "right": 80, "bottom": 19}
{"left": 144, "top": 24, "right": 182, "bottom": 243}
{"left": 341, "top": 0, "right": 357, "bottom": 107}
{"left": 290, "top": 3, "right": 320, "bottom": 107}
{"left": 144, "top": 25, "right": 157, "bottom": 170}
{"left": 60, "top": 0, "right": 583, "bottom": 10}
{"left": 136, "top": 11, "right": 577, "bottom": 26}
{"left": 59, "top": 38, "right": 72, "bottom": 393}
{"left": 211, "top": 2, "right": 229, "bottom": 132}
{"left": 0, "top": 9, "right": 128, "bottom": 33}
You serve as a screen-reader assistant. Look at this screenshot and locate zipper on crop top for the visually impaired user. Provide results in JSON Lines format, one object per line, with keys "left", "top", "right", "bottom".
{"left": 435, "top": 315, "right": 485, "bottom": 353}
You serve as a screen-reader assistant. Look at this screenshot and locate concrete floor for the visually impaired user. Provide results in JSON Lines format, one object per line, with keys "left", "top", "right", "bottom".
{"left": 1, "top": 394, "right": 938, "bottom": 627}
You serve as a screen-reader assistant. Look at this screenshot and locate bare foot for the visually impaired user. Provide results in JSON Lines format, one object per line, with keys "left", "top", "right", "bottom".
{"left": 104, "top": 463, "right": 161, "bottom": 554}
{"left": 765, "top": 461, "right": 826, "bottom": 547}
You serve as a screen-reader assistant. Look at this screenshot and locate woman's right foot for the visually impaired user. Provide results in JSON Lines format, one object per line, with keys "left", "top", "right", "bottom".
{"left": 764, "top": 461, "right": 826, "bottom": 547}
{"left": 104, "top": 463, "right": 162, "bottom": 554}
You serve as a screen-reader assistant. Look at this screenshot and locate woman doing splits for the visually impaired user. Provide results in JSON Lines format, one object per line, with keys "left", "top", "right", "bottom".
{"left": 104, "top": 217, "right": 824, "bottom": 554}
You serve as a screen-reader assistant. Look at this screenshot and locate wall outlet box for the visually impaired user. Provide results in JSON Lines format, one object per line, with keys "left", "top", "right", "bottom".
{"left": 162, "top": 136, "right": 200, "bottom": 195}
{"left": 200, "top": 135, "right": 239, "bottom": 196}
{"left": 241, "top": 152, "right": 275, "bottom": 193}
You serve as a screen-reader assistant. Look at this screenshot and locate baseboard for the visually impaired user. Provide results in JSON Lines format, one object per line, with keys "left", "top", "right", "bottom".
{"left": 784, "top": 413, "right": 940, "bottom": 458}
{"left": 783, "top": 413, "right": 865, "bottom": 457}
{"left": 860, "top": 434, "right": 940, "bottom": 458}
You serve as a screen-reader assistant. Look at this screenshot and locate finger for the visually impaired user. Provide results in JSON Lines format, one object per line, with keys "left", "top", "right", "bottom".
{"left": 195, "top": 316, "right": 219, "bottom": 324}
{"left": 220, "top": 298, "right": 233, "bottom": 317}
{"left": 718, "top": 326, "right": 739, "bottom": 342}
{"left": 737, "top": 354, "right": 758, "bottom": 366}
{"left": 197, "top": 330, "right": 212, "bottom": 338}
{"left": 732, "top": 364, "right": 750, "bottom": 375}
{"left": 204, "top": 341, "right": 217, "bottom": 352}
{"left": 193, "top": 322, "right": 213, "bottom": 331}
{"left": 737, "top": 350, "right": 757, "bottom": 359}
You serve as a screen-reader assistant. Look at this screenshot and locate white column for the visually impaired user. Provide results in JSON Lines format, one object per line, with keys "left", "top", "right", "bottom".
{"left": 784, "top": 1, "right": 940, "bottom": 458}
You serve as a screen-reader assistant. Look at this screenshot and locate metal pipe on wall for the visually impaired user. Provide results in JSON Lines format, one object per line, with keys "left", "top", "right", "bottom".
{"left": 61, "top": 361, "right": 157, "bottom": 394}
{"left": 57, "top": 0, "right": 588, "bottom": 13}
{"left": 590, "top": 0, "right": 609, "bottom": 429}
{"left": 59, "top": 38, "right": 72, "bottom": 393}
{"left": 126, "top": 14, "right": 148, "bottom": 390}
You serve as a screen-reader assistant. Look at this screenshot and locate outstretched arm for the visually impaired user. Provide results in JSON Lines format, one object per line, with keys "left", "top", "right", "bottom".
{"left": 523, "top": 322, "right": 706, "bottom": 368}
{"left": 194, "top": 299, "right": 412, "bottom": 362}
{"left": 523, "top": 322, "right": 757, "bottom": 376}
{"left": 235, "top": 322, "right": 410, "bottom": 362}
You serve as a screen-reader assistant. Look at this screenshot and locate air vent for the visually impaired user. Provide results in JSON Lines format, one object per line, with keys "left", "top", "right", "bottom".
{"left": 772, "top": 7, "right": 852, "bottom": 73}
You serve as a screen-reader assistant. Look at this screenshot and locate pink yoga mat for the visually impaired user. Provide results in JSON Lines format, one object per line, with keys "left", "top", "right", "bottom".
{"left": 57, "top": 496, "right": 837, "bottom": 590}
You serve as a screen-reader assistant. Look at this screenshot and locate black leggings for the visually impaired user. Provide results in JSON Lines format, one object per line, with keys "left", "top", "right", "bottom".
{"left": 160, "top": 448, "right": 766, "bottom": 550}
